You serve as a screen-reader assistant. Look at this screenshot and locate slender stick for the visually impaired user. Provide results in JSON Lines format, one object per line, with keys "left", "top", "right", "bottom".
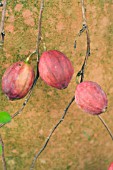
{"left": 36, "top": 0, "right": 44, "bottom": 62}
{"left": 0, "top": 0, "right": 7, "bottom": 44}
{"left": 80, "top": 0, "right": 113, "bottom": 141}
{"left": 0, "top": 0, "right": 44, "bottom": 129}
{"left": 29, "top": 1, "right": 89, "bottom": 169}
{"left": 0, "top": 77, "right": 38, "bottom": 128}
{"left": 98, "top": 115, "right": 113, "bottom": 140}
{"left": 80, "top": 0, "right": 90, "bottom": 83}
{"left": 75, "top": 0, "right": 90, "bottom": 83}
{"left": 0, "top": 135, "right": 7, "bottom": 170}
{"left": 30, "top": 2, "right": 113, "bottom": 170}
{"left": 30, "top": 96, "right": 75, "bottom": 170}
{"left": 81, "top": 0, "right": 87, "bottom": 24}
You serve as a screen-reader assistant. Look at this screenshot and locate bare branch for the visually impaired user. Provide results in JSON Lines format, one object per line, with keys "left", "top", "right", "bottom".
{"left": 81, "top": 0, "right": 87, "bottom": 25}
{"left": 30, "top": 96, "right": 75, "bottom": 170}
{"left": 0, "top": 0, "right": 7, "bottom": 45}
{"left": 75, "top": 0, "right": 90, "bottom": 83}
{"left": 36, "top": 0, "right": 44, "bottom": 62}
{"left": 98, "top": 115, "right": 113, "bottom": 141}
{"left": 75, "top": 0, "right": 113, "bottom": 142}
{"left": 29, "top": 1, "right": 89, "bottom": 169}
{"left": 0, "top": 0, "right": 44, "bottom": 128}
{"left": 0, "top": 135, "right": 7, "bottom": 170}
{"left": 0, "top": 75, "right": 38, "bottom": 128}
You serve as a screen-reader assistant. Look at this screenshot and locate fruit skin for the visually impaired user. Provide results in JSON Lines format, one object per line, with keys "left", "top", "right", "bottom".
{"left": 2, "top": 61, "right": 35, "bottom": 100}
{"left": 39, "top": 50, "right": 74, "bottom": 89}
{"left": 75, "top": 81, "right": 108, "bottom": 115}
{"left": 108, "top": 163, "right": 113, "bottom": 170}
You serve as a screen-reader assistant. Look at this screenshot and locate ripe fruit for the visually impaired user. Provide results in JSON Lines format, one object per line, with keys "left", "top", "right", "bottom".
{"left": 39, "top": 50, "right": 74, "bottom": 89}
{"left": 108, "top": 163, "right": 113, "bottom": 170}
{"left": 75, "top": 81, "right": 108, "bottom": 115}
{"left": 2, "top": 61, "right": 35, "bottom": 100}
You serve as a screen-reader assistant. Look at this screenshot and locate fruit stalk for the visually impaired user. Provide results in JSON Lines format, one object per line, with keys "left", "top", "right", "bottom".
{"left": 25, "top": 51, "right": 37, "bottom": 63}
{"left": 98, "top": 115, "right": 113, "bottom": 140}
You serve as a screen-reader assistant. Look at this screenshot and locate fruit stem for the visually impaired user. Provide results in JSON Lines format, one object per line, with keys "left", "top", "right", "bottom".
{"left": 98, "top": 115, "right": 113, "bottom": 140}
{"left": 25, "top": 51, "right": 37, "bottom": 63}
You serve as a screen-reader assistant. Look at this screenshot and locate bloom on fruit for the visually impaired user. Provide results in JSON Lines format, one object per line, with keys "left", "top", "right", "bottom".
{"left": 39, "top": 50, "right": 74, "bottom": 89}
{"left": 2, "top": 61, "right": 35, "bottom": 100}
{"left": 75, "top": 81, "right": 108, "bottom": 115}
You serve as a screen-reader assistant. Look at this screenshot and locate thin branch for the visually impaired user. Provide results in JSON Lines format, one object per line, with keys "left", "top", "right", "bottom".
{"left": 79, "top": 0, "right": 90, "bottom": 82}
{"left": 36, "top": 0, "right": 44, "bottom": 61}
{"left": 98, "top": 115, "right": 113, "bottom": 141}
{"left": 0, "top": 76, "right": 38, "bottom": 128}
{"left": 30, "top": 1, "right": 88, "bottom": 169}
{"left": 81, "top": 0, "right": 87, "bottom": 24}
{"left": 0, "top": 0, "right": 7, "bottom": 44}
{"left": 0, "top": 135, "right": 7, "bottom": 170}
{"left": 0, "top": 0, "right": 44, "bottom": 128}
{"left": 76, "top": 0, "right": 113, "bottom": 142}
{"left": 75, "top": 0, "right": 90, "bottom": 83}
{"left": 30, "top": 96, "right": 75, "bottom": 170}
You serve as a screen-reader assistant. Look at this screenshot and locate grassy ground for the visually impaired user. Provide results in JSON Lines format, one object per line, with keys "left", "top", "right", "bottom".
{"left": 0, "top": 0, "right": 113, "bottom": 169}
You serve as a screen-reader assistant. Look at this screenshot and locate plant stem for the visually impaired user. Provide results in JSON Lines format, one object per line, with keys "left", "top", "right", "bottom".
{"left": 25, "top": 51, "right": 37, "bottom": 63}
{"left": 0, "top": 0, "right": 7, "bottom": 46}
{"left": 80, "top": 0, "right": 90, "bottom": 82}
{"left": 79, "top": 0, "right": 113, "bottom": 142}
{"left": 0, "top": 76, "right": 38, "bottom": 128}
{"left": 0, "top": 0, "right": 44, "bottom": 128}
{"left": 29, "top": 1, "right": 89, "bottom": 169}
{"left": 30, "top": 96, "right": 75, "bottom": 170}
{"left": 98, "top": 115, "right": 113, "bottom": 140}
{"left": 0, "top": 135, "right": 7, "bottom": 170}
{"left": 75, "top": 0, "right": 90, "bottom": 83}
{"left": 36, "top": 0, "right": 44, "bottom": 62}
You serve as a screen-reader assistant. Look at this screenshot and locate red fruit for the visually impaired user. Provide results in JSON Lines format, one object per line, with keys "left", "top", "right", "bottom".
{"left": 2, "top": 61, "right": 35, "bottom": 100}
{"left": 108, "top": 163, "right": 113, "bottom": 170}
{"left": 75, "top": 81, "right": 108, "bottom": 115}
{"left": 39, "top": 50, "right": 74, "bottom": 89}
